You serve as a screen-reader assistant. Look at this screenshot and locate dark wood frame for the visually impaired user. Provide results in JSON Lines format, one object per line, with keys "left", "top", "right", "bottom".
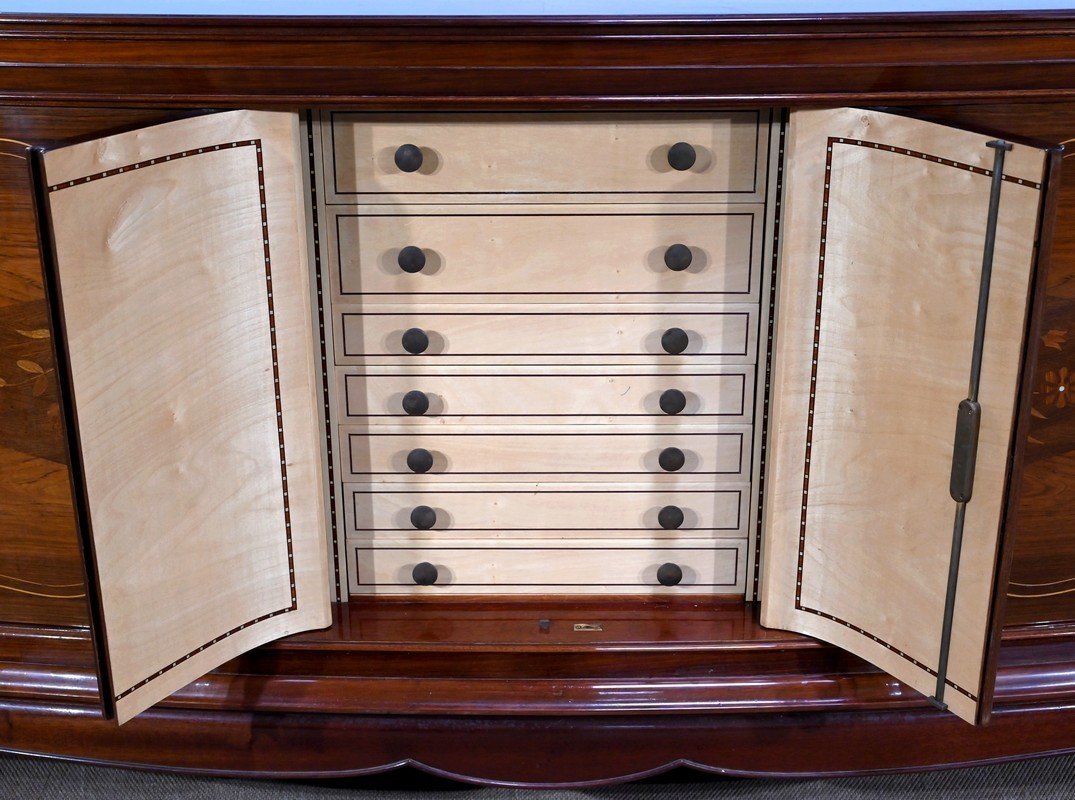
{"left": 4, "top": 10, "right": 1075, "bottom": 784}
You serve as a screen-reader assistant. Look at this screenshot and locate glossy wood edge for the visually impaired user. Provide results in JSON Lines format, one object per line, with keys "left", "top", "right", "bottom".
{"left": 27, "top": 147, "right": 111, "bottom": 718}
{"left": 2, "top": 13, "right": 1075, "bottom": 107}
{"left": 979, "top": 146, "right": 1065, "bottom": 723}
{"left": 4, "top": 699, "right": 1075, "bottom": 784}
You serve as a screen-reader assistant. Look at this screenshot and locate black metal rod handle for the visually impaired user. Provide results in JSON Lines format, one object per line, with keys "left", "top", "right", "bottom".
{"left": 929, "top": 138, "right": 1012, "bottom": 713}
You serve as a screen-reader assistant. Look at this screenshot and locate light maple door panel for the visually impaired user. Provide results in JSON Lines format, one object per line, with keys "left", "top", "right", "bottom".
{"left": 760, "top": 108, "right": 1045, "bottom": 724}
{"left": 41, "top": 110, "right": 331, "bottom": 724}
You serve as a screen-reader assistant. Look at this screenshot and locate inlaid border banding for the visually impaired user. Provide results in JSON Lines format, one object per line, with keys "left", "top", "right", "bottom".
{"left": 49, "top": 139, "right": 298, "bottom": 704}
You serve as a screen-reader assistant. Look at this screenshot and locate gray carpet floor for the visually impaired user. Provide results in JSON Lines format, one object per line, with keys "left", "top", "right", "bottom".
{"left": 2, "top": 753, "right": 1075, "bottom": 798}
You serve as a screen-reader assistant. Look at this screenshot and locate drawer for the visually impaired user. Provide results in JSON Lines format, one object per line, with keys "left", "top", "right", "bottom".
{"left": 334, "top": 305, "right": 757, "bottom": 365}
{"left": 331, "top": 209, "right": 762, "bottom": 302}
{"left": 344, "top": 483, "right": 749, "bottom": 535}
{"left": 327, "top": 112, "right": 765, "bottom": 199}
{"left": 339, "top": 367, "right": 753, "bottom": 424}
{"left": 342, "top": 428, "right": 750, "bottom": 482}
{"left": 349, "top": 538, "right": 747, "bottom": 594}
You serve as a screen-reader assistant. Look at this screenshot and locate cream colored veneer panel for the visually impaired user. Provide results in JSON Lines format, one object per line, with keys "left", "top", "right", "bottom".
{"left": 339, "top": 367, "right": 753, "bottom": 424}
{"left": 328, "top": 112, "right": 764, "bottom": 199}
{"left": 331, "top": 208, "right": 762, "bottom": 303}
{"left": 342, "top": 427, "right": 750, "bottom": 482}
{"left": 760, "top": 108, "right": 1043, "bottom": 724}
{"left": 44, "top": 110, "right": 331, "bottom": 724}
{"left": 334, "top": 304, "right": 756, "bottom": 366}
{"left": 344, "top": 482, "right": 749, "bottom": 536}
{"left": 350, "top": 538, "right": 747, "bottom": 595}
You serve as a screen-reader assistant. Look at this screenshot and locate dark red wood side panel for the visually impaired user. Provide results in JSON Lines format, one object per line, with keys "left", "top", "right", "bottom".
{"left": 0, "top": 107, "right": 180, "bottom": 628}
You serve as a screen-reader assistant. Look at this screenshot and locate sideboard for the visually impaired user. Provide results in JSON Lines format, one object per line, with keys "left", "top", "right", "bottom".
{"left": 6, "top": 10, "right": 1075, "bottom": 785}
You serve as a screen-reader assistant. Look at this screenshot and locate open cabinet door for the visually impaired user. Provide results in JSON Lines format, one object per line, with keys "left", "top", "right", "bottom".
{"left": 36, "top": 110, "right": 332, "bottom": 724}
{"left": 761, "top": 108, "right": 1051, "bottom": 724}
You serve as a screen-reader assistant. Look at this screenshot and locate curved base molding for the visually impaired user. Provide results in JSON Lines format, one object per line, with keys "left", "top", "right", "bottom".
{"left": 4, "top": 700, "right": 1075, "bottom": 786}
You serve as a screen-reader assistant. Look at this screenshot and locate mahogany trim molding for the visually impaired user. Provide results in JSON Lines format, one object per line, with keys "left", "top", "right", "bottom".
{"left": 2, "top": 13, "right": 1075, "bottom": 107}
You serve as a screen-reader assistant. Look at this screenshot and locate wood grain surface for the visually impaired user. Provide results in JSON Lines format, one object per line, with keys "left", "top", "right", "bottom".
{"left": 42, "top": 110, "right": 332, "bottom": 722}
{"left": 329, "top": 206, "right": 763, "bottom": 302}
{"left": 761, "top": 108, "right": 1044, "bottom": 723}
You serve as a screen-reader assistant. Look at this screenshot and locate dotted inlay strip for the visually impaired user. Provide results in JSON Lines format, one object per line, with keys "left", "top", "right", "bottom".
{"left": 50, "top": 140, "right": 298, "bottom": 703}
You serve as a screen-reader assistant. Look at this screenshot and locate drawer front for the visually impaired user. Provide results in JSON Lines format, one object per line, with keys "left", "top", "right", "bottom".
{"left": 336, "top": 306, "right": 756, "bottom": 365}
{"left": 343, "top": 429, "right": 750, "bottom": 482}
{"left": 345, "top": 484, "right": 749, "bottom": 535}
{"left": 332, "top": 210, "right": 761, "bottom": 302}
{"left": 350, "top": 539, "right": 746, "bottom": 593}
{"left": 328, "top": 112, "right": 764, "bottom": 197}
{"left": 340, "top": 368, "right": 753, "bottom": 423}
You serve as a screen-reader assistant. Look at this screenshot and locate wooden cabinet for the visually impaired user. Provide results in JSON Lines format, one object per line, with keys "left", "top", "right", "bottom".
{"left": 4, "top": 9, "right": 1075, "bottom": 784}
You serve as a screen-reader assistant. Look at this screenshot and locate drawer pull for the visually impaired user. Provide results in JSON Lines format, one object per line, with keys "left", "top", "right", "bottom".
{"left": 657, "top": 562, "right": 684, "bottom": 587}
{"left": 661, "top": 327, "right": 689, "bottom": 355}
{"left": 658, "top": 505, "right": 685, "bottom": 530}
{"left": 394, "top": 143, "right": 424, "bottom": 173}
{"left": 406, "top": 448, "right": 434, "bottom": 474}
{"left": 402, "top": 390, "right": 430, "bottom": 416}
{"left": 410, "top": 505, "right": 438, "bottom": 530}
{"left": 412, "top": 561, "right": 439, "bottom": 586}
{"left": 659, "top": 389, "right": 687, "bottom": 415}
{"left": 402, "top": 327, "right": 430, "bottom": 355}
{"left": 663, "top": 244, "right": 693, "bottom": 272}
{"left": 658, "top": 447, "right": 686, "bottom": 472}
{"left": 397, "top": 245, "right": 428, "bottom": 274}
{"left": 667, "top": 142, "right": 697, "bottom": 171}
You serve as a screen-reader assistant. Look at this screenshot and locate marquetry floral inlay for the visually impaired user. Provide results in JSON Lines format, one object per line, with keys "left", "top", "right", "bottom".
{"left": 1043, "top": 367, "right": 1073, "bottom": 409}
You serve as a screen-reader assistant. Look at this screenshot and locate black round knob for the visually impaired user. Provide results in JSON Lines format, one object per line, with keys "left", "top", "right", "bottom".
{"left": 397, "top": 246, "right": 427, "bottom": 274}
{"left": 658, "top": 447, "right": 686, "bottom": 472}
{"left": 402, "top": 327, "right": 429, "bottom": 355}
{"left": 661, "top": 327, "right": 689, "bottom": 355}
{"left": 402, "top": 390, "right": 429, "bottom": 416}
{"left": 659, "top": 389, "right": 687, "bottom": 415}
{"left": 657, "top": 562, "right": 684, "bottom": 587}
{"left": 658, "top": 505, "right": 684, "bottom": 530}
{"left": 412, "top": 561, "right": 438, "bottom": 586}
{"left": 394, "top": 144, "right": 424, "bottom": 173}
{"left": 410, "top": 505, "right": 437, "bottom": 530}
{"left": 667, "top": 142, "right": 697, "bottom": 171}
{"left": 663, "top": 244, "right": 693, "bottom": 272}
{"left": 406, "top": 448, "right": 434, "bottom": 474}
